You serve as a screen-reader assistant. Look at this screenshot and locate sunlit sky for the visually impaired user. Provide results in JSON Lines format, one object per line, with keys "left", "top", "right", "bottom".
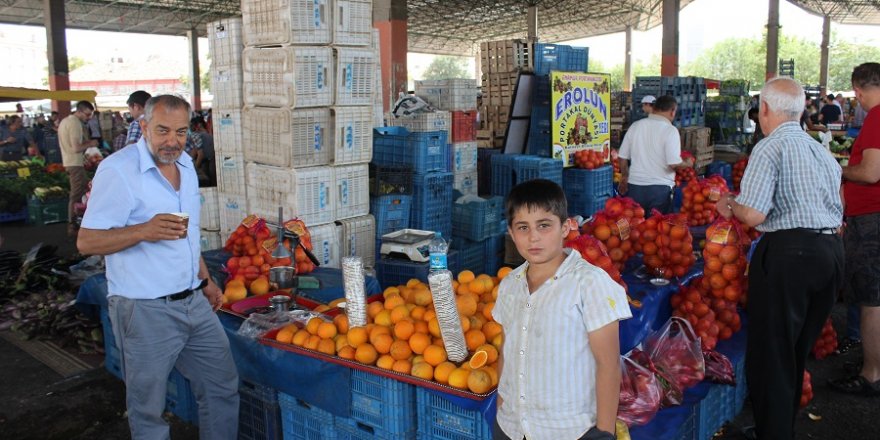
{"left": 1, "top": 0, "right": 879, "bottom": 88}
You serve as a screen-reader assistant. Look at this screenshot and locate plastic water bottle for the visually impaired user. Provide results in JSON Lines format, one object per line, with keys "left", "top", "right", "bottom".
{"left": 428, "top": 232, "right": 448, "bottom": 272}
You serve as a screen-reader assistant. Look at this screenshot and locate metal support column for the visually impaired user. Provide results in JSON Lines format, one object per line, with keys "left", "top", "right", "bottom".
{"left": 43, "top": 0, "right": 70, "bottom": 117}
{"left": 819, "top": 15, "right": 831, "bottom": 95}
{"left": 624, "top": 26, "right": 633, "bottom": 92}
{"left": 660, "top": 0, "right": 680, "bottom": 76}
{"left": 373, "top": 0, "right": 408, "bottom": 112}
{"left": 188, "top": 28, "right": 201, "bottom": 111}
{"left": 766, "top": 0, "right": 780, "bottom": 80}
{"left": 527, "top": 3, "right": 538, "bottom": 42}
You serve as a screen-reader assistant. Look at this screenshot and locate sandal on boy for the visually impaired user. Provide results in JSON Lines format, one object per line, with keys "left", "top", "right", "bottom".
{"left": 828, "top": 375, "right": 880, "bottom": 396}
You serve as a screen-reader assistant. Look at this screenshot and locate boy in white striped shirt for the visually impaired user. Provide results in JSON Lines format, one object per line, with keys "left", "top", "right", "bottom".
{"left": 492, "top": 179, "right": 632, "bottom": 440}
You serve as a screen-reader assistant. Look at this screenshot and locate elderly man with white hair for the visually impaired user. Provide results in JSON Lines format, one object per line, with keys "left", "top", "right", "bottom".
{"left": 716, "top": 77, "right": 845, "bottom": 440}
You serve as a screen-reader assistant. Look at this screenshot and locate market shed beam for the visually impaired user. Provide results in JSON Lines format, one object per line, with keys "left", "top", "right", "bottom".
{"left": 819, "top": 14, "right": 831, "bottom": 95}
{"left": 374, "top": 0, "right": 408, "bottom": 112}
{"left": 624, "top": 25, "right": 633, "bottom": 92}
{"left": 43, "top": 0, "right": 70, "bottom": 117}
{"left": 661, "top": 0, "right": 680, "bottom": 76}
{"left": 188, "top": 27, "right": 201, "bottom": 110}
{"left": 766, "top": 0, "right": 780, "bottom": 80}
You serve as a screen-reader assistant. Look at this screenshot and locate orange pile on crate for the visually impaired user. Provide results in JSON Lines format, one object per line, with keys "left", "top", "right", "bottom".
{"left": 274, "top": 268, "right": 513, "bottom": 394}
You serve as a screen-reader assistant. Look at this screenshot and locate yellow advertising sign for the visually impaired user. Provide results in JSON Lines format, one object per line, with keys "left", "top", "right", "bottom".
{"left": 550, "top": 71, "right": 611, "bottom": 167}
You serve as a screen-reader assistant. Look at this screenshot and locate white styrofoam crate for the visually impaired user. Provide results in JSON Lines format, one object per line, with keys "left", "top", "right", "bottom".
{"left": 242, "top": 0, "right": 331, "bottom": 47}
{"left": 218, "top": 191, "right": 248, "bottom": 235}
{"left": 333, "top": 0, "right": 371, "bottom": 46}
{"left": 453, "top": 141, "right": 478, "bottom": 173}
{"left": 246, "top": 163, "right": 334, "bottom": 226}
{"left": 337, "top": 214, "right": 375, "bottom": 269}
{"left": 333, "top": 164, "right": 369, "bottom": 220}
{"left": 334, "top": 48, "right": 375, "bottom": 106}
{"left": 217, "top": 153, "right": 246, "bottom": 196}
{"left": 307, "top": 222, "right": 341, "bottom": 269}
{"left": 243, "top": 106, "right": 332, "bottom": 168}
{"left": 200, "top": 229, "right": 224, "bottom": 251}
{"left": 212, "top": 66, "right": 243, "bottom": 109}
{"left": 454, "top": 170, "right": 478, "bottom": 196}
{"left": 386, "top": 111, "right": 451, "bottom": 139}
{"left": 374, "top": 104, "right": 384, "bottom": 128}
{"left": 414, "top": 79, "right": 479, "bottom": 111}
{"left": 331, "top": 106, "right": 372, "bottom": 165}
{"left": 207, "top": 17, "right": 243, "bottom": 68}
{"left": 214, "top": 108, "right": 243, "bottom": 157}
{"left": 243, "top": 46, "right": 332, "bottom": 108}
{"left": 199, "top": 187, "right": 220, "bottom": 230}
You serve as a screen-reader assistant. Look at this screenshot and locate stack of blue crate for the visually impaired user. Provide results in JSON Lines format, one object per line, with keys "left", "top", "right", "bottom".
{"left": 631, "top": 76, "right": 707, "bottom": 128}
{"left": 562, "top": 164, "right": 614, "bottom": 217}
{"left": 527, "top": 43, "right": 589, "bottom": 157}
{"left": 451, "top": 195, "right": 506, "bottom": 275}
{"left": 490, "top": 154, "right": 563, "bottom": 197}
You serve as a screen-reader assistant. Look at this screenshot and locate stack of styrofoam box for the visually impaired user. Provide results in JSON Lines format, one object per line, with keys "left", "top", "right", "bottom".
{"left": 241, "top": 0, "right": 375, "bottom": 269}
{"left": 452, "top": 140, "right": 478, "bottom": 196}
{"left": 208, "top": 17, "right": 248, "bottom": 236}
{"left": 414, "top": 79, "right": 479, "bottom": 113}
{"left": 199, "top": 187, "right": 223, "bottom": 251}
{"left": 372, "top": 29, "right": 384, "bottom": 127}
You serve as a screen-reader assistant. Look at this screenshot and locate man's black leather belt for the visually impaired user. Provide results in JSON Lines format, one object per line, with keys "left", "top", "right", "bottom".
{"left": 797, "top": 227, "right": 839, "bottom": 235}
{"left": 163, "top": 279, "right": 208, "bottom": 301}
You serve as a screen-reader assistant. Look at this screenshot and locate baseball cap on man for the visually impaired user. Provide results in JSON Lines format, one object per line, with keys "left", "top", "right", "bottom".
{"left": 641, "top": 95, "right": 656, "bottom": 104}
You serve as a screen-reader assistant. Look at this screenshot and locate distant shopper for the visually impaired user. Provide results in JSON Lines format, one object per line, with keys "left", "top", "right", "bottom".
{"left": 832, "top": 62, "right": 880, "bottom": 398}
{"left": 747, "top": 107, "right": 764, "bottom": 154}
{"left": 191, "top": 117, "right": 216, "bottom": 186}
{"left": 618, "top": 95, "right": 694, "bottom": 214}
{"left": 125, "top": 90, "right": 151, "bottom": 146}
{"left": 640, "top": 95, "right": 655, "bottom": 115}
{"left": 819, "top": 94, "right": 843, "bottom": 124}
{"left": 0, "top": 115, "right": 36, "bottom": 161}
{"left": 58, "top": 101, "right": 99, "bottom": 237}
{"left": 717, "top": 77, "right": 844, "bottom": 439}
{"left": 88, "top": 109, "right": 102, "bottom": 147}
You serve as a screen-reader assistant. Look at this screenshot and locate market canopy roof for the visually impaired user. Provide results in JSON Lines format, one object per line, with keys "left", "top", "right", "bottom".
{"left": 1, "top": 0, "right": 878, "bottom": 55}
{"left": 0, "top": 86, "right": 96, "bottom": 103}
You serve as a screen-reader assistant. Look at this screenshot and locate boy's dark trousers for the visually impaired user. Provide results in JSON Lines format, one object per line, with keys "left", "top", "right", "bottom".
{"left": 493, "top": 419, "right": 615, "bottom": 440}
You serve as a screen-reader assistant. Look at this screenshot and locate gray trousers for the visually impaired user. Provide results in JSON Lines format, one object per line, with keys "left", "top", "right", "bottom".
{"left": 109, "top": 292, "right": 239, "bottom": 440}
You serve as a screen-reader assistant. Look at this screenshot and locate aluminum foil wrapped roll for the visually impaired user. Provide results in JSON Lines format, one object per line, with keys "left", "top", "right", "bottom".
{"left": 428, "top": 270, "right": 468, "bottom": 362}
{"left": 342, "top": 256, "right": 367, "bottom": 327}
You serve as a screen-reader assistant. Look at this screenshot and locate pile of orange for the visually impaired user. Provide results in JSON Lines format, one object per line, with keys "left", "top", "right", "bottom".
{"left": 221, "top": 216, "right": 316, "bottom": 304}
{"left": 582, "top": 197, "right": 646, "bottom": 272}
{"left": 274, "top": 267, "right": 513, "bottom": 394}
{"left": 680, "top": 176, "right": 729, "bottom": 226}
{"left": 634, "top": 212, "right": 696, "bottom": 279}
{"left": 732, "top": 156, "right": 748, "bottom": 191}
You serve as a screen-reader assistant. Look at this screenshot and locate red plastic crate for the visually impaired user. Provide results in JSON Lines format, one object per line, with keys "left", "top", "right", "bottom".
{"left": 451, "top": 110, "right": 477, "bottom": 142}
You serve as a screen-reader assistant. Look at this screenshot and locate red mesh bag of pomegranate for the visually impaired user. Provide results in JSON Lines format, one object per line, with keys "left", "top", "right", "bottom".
{"left": 636, "top": 210, "right": 696, "bottom": 279}
{"left": 681, "top": 176, "right": 729, "bottom": 226}
{"left": 565, "top": 234, "right": 627, "bottom": 289}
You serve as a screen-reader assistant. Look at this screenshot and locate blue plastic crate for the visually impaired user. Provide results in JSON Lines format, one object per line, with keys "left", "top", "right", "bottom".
{"left": 452, "top": 196, "right": 504, "bottom": 242}
{"left": 513, "top": 156, "right": 563, "bottom": 186}
{"left": 533, "top": 75, "right": 551, "bottom": 106}
{"left": 450, "top": 238, "right": 485, "bottom": 274}
{"left": 350, "top": 370, "right": 417, "bottom": 435}
{"left": 335, "top": 416, "right": 415, "bottom": 440}
{"left": 99, "top": 308, "right": 123, "bottom": 380}
{"left": 167, "top": 368, "right": 199, "bottom": 424}
{"left": 415, "top": 387, "right": 491, "bottom": 440}
{"left": 706, "top": 161, "right": 733, "bottom": 189}
{"left": 562, "top": 165, "right": 613, "bottom": 200}
{"left": 734, "top": 356, "right": 748, "bottom": 413}
{"left": 371, "top": 195, "right": 412, "bottom": 237}
{"left": 490, "top": 154, "right": 519, "bottom": 196}
{"left": 533, "top": 43, "right": 588, "bottom": 75}
{"left": 477, "top": 149, "right": 501, "bottom": 196}
{"left": 562, "top": 45, "right": 589, "bottom": 72}
{"left": 239, "top": 381, "right": 282, "bottom": 440}
{"left": 696, "top": 384, "right": 735, "bottom": 440}
{"left": 567, "top": 192, "right": 609, "bottom": 218}
{"left": 447, "top": 249, "right": 461, "bottom": 275}
{"left": 278, "top": 392, "right": 336, "bottom": 440}
{"left": 373, "top": 126, "right": 450, "bottom": 175}
{"left": 484, "top": 233, "right": 506, "bottom": 275}
{"left": 674, "top": 406, "right": 698, "bottom": 440}
{"left": 526, "top": 129, "right": 552, "bottom": 157}
{"left": 377, "top": 258, "right": 431, "bottom": 286}
{"left": 411, "top": 172, "right": 454, "bottom": 238}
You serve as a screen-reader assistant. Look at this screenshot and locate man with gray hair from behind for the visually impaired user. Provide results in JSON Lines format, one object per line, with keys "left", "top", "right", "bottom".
{"left": 716, "top": 77, "right": 844, "bottom": 440}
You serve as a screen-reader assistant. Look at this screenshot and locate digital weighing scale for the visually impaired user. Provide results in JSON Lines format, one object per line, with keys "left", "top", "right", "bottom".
{"left": 379, "top": 229, "right": 436, "bottom": 262}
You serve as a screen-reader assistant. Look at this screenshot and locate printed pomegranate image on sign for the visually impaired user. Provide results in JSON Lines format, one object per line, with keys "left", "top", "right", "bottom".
{"left": 551, "top": 71, "right": 612, "bottom": 168}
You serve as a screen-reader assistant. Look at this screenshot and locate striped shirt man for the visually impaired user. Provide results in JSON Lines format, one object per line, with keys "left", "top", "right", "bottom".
{"left": 125, "top": 115, "right": 144, "bottom": 145}
{"left": 492, "top": 250, "right": 631, "bottom": 440}
{"left": 736, "top": 121, "right": 843, "bottom": 232}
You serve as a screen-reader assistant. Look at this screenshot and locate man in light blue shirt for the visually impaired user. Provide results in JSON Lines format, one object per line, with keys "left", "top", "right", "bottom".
{"left": 78, "top": 95, "right": 238, "bottom": 440}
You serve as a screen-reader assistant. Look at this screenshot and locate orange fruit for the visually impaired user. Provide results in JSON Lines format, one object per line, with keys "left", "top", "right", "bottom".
{"left": 447, "top": 368, "right": 471, "bottom": 390}
{"left": 304, "top": 335, "right": 321, "bottom": 350}
{"left": 369, "top": 325, "right": 392, "bottom": 341}
{"left": 389, "top": 340, "right": 413, "bottom": 360}
{"left": 411, "top": 362, "right": 434, "bottom": 380}
{"left": 383, "top": 286, "right": 400, "bottom": 298}
{"left": 423, "top": 344, "right": 448, "bottom": 366}
{"left": 469, "top": 279, "right": 487, "bottom": 295}
{"left": 390, "top": 305, "right": 411, "bottom": 323}
{"left": 372, "top": 333, "right": 394, "bottom": 354}
{"left": 376, "top": 354, "right": 395, "bottom": 370}
{"left": 481, "top": 321, "right": 503, "bottom": 341}
{"left": 384, "top": 294, "right": 405, "bottom": 310}
{"left": 306, "top": 317, "right": 322, "bottom": 335}
{"left": 482, "top": 366, "right": 499, "bottom": 386}
{"left": 457, "top": 282, "right": 472, "bottom": 296}
{"left": 392, "top": 359, "right": 412, "bottom": 374}
{"left": 476, "top": 344, "right": 499, "bottom": 364}
{"left": 333, "top": 314, "right": 350, "bottom": 335}
{"left": 406, "top": 278, "right": 422, "bottom": 288}
{"left": 393, "top": 320, "right": 415, "bottom": 340}
{"left": 355, "top": 344, "right": 378, "bottom": 364}
{"left": 456, "top": 295, "right": 478, "bottom": 317}
{"left": 468, "top": 350, "right": 488, "bottom": 369}
{"left": 719, "top": 245, "right": 739, "bottom": 264}
{"left": 334, "top": 334, "right": 349, "bottom": 352}
{"left": 413, "top": 290, "right": 433, "bottom": 307}
{"left": 367, "top": 301, "right": 384, "bottom": 319}
{"left": 224, "top": 280, "right": 247, "bottom": 303}
{"left": 410, "top": 305, "right": 427, "bottom": 321}
{"left": 317, "top": 322, "right": 338, "bottom": 339}
{"left": 412, "top": 355, "right": 425, "bottom": 365}
{"left": 409, "top": 332, "right": 432, "bottom": 354}
{"left": 465, "top": 329, "right": 487, "bottom": 351}
{"left": 427, "top": 318, "right": 442, "bottom": 338}
{"left": 413, "top": 320, "right": 429, "bottom": 335}
{"left": 292, "top": 329, "right": 310, "bottom": 346}
{"left": 482, "top": 302, "right": 495, "bottom": 321}
{"left": 337, "top": 345, "right": 356, "bottom": 360}
{"left": 469, "top": 315, "right": 485, "bottom": 331}
{"left": 433, "top": 361, "right": 456, "bottom": 384}
{"left": 460, "top": 315, "right": 471, "bottom": 333}
{"left": 317, "top": 338, "right": 336, "bottom": 355}
{"left": 374, "top": 310, "right": 393, "bottom": 327}
{"left": 347, "top": 327, "right": 368, "bottom": 348}
{"left": 497, "top": 267, "right": 513, "bottom": 279}
{"left": 491, "top": 334, "right": 503, "bottom": 349}
{"left": 457, "top": 270, "right": 476, "bottom": 284}
{"left": 249, "top": 277, "right": 270, "bottom": 295}
{"left": 467, "top": 368, "right": 493, "bottom": 393}
{"left": 275, "top": 325, "right": 295, "bottom": 344}
{"left": 423, "top": 309, "right": 436, "bottom": 322}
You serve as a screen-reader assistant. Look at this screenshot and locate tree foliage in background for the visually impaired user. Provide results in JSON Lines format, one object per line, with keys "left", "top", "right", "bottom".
{"left": 591, "top": 56, "right": 662, "bottom": 92}
{"left": 422, "top": 56, "right": 471, "bottom": 80}
{"left": 681, "top": 32, "right": 880, "bottom": 92}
